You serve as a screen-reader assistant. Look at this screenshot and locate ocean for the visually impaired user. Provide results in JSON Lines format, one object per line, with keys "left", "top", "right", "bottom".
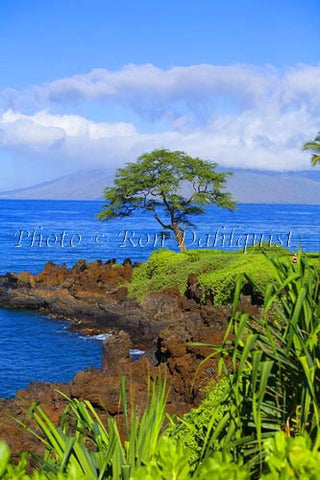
{"left": 0, "top": 199, "right": 319, "bottom": 397}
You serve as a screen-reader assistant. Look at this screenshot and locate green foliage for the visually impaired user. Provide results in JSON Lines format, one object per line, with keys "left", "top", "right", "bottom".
{"left": 3, "top": 431, "right": 320, "bottom": 480}
{"left": 0, "top": 441, "right": 75, "bottom": 479}
{"left": 167, "top": 377, "right": 232, "bottom": 468}
{"left": 98, "top": 149, "right": 235, "bottom": 250}
{"left": 196, "top": 254, "right": 320, "bottom": 474}
{"left": 13, "top": 377, "right": 168, "bottom": 480}
{"left": 132, "top": 436, "right": 191, "bottom": 480}
{"left": 261, "top": 432, "right": 320, "bottom": 480}
{"left": 303, "top": 132, "right": 320, "bottom": 166}
{"left": 198, "top": 252, "right": 279, "bottom": 304}
{"left": 0, "top": 442, "right": 9, "bottom": 478}
{"left": 128, "top": 247, "right": 291, "bottom": 303}
{"left": 128, "top": 248, "right": 238, "bottom": 301}
{"left": 132, "top": 437, "right": 250, "bottom": 480}
{"left": 194, "top": 452, "right": 250, "bottom": 480}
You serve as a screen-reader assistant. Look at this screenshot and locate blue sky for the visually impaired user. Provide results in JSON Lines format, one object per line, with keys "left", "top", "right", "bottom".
{"left": 0, "top": 0, "right": 319, "bottom": 189}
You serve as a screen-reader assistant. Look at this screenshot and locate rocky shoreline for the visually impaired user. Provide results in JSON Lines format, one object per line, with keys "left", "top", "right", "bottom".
{"left": 0, "top": 259, "right": 188, "bottom": 348}
{"left": 0, "top": 259, "right": 259, "bottom": 461}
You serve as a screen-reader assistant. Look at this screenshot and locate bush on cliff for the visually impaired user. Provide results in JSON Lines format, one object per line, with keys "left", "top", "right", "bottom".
{"left": 128, "top": 248, "right": 235, "bottom": 300}
{"left": 198, "top": 251, "right": 278, "bottom": 304}
{"left": 128, "top": 247, "right": 290, "bottom": 304}
{"left": 166, "top": 376, "right": 232, "bottom": 469}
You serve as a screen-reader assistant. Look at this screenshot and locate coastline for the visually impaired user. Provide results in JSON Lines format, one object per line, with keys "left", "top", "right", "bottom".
{"left": 0, "top": 259, "right": 151, "bottom": 347}
{"left": 0, "top": 254, "right": 261, "bottom": 459}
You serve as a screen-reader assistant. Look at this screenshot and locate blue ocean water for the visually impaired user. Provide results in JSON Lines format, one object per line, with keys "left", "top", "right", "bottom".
{"left": 0, "top": 309, "right": 104, "bottom": 398}
{"left": 1, "top": 200, "right": 319, "bottom": 274}
{"left": 0, "top": 199, "right": 319, "bottom": 397}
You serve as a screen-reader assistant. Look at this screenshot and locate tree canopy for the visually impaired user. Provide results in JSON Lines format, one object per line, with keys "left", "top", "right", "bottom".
{"left": 303, "top": 132, "right": 320, "bottom": 166}
{"left": 98, "top": 149, "right": 236, "bottom": 250}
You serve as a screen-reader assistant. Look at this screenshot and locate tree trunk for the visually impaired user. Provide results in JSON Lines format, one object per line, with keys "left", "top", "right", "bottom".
{"left": 173, "top": 224, "right": 186, "bottom": 251}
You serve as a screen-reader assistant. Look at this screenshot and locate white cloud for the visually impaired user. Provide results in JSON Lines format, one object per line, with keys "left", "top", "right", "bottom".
{"left": 1, "top": 110, "right": 135, "bottom": 140}
{"left": 43, "top": 64, "right": 279, "bottom": 121}
{"left": 0, "top": 105, "right": 315, "bottom": 172}
{"left": 46, "top": 64, "right": 276, "bottom": 103}
{"left": 2, "top": 64, "right": 281, "bottom": 121}
{"left": 0, "top": 63, "right": 319, "bottom": 175}
{"left": 283, "top": 65, "right": 320, "bottom": 108}
{"left": 43, "top": 63, "right": 320, "bottom": 119}
{"left": 0, "top": 110, "right": 139, "bottom": 168}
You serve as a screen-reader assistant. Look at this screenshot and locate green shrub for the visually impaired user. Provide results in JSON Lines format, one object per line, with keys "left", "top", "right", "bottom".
{"left": 132, "top": 438, "right": 250, "bottom": 480}
{"left": 194, "top": 452, "right": 250, "bottom": 480}
{"left": 261, "top": 432, "right": 320, "bottom": 480}
{"left": 168, "top": 377, "right": 232, "bottom": 468}
{"left": 198, "top": 253, "right": 280, "bottom": 304}
{"left": 128, "top": 248, "right": 280, "bottom": 303}
{"left": 3, "top": 431, "right": 320, "bottom": 480}
{"left": 0, "top": 441, "right": 79, "bottom": 479}
{"left": 129, "top": 249, "right": 190, "bottom": 297}
{"left": 128, "top": 247, "right": 309, "bottom": 304}
{"left": 132, "top": 436, "right": 191, "bottom": 480}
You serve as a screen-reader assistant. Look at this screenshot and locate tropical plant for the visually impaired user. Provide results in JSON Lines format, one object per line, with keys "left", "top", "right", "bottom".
{"left": 0, "top": 440, "right": 74, "bottom": 479}
{"left": 132, "top": 437, "right": 250, "bottom": 480}
{"left": 303, "top": 132, "right": 320, "bottom": 166}
{"left": 193, "top": 253, "right": 320, "bottom": 476}
{"left": 98, "top": 149, "right": 235, "bottom": 250}
{"left": 14, "top": 377, "right": 168, "bottom": 480}
{"left": 260, "top": 431, "right": 320, "bottom": 480}
{"left": 3, "top": 430, "right": 320, "bottom": 479}
{"left": 167, "top": 377, "right": 232, "bottom": 469}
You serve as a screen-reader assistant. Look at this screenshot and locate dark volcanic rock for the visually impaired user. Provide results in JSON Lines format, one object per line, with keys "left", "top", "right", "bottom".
{"left": 0, "top": 259, "right": 257, "bottom": 351}
{"left": 200, "top": 304, "right": 231, "bottom": 328}
{"left": 102, "top": 331, "right": 132, "bottom": 374}
{"left": 141, "top": 292, "right": 182, "bottom": 323}
{"left": 0, "top": 261, "right": 193, "bottom": 348}
{"left": 0, "top": 260, "right": 162, "bottom": 346}
{"left": 185, "top": 273, "right": 204, "bottom": 303}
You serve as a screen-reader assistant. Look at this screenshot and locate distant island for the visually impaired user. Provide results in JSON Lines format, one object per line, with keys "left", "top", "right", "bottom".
{"left": 0, "top": 168, "right": 319, "bottom": 203}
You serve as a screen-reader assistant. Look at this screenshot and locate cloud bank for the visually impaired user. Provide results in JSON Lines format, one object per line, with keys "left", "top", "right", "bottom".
{"left": 1, "top": 63, "right": 320, "bottom": 174}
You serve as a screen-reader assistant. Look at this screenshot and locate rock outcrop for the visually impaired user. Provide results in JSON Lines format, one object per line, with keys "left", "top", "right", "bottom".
{"left": 0, "top": 260, "right": 165, "bottom": 348}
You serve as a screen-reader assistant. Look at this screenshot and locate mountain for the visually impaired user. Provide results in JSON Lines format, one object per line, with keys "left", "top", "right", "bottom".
{"left": 0, "top": 170, "right": 113, "bottom": 201}
{"left": 227, "top": 171, "right": 320, "bottom": 203}
{"left": 0, "top": 169, "right": 319, "bottom": 203}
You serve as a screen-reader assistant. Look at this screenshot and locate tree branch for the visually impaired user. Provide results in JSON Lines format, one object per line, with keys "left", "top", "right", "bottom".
{"left": 145, "top": 204, "right": 172, "bottom": 230}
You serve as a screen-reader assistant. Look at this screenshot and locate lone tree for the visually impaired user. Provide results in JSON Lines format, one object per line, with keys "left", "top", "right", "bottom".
{"left": 98, "top": 149, "right": 236, "bottom": 250}
{"left": 303, "top": 132, "right": 320, "bottom": 166}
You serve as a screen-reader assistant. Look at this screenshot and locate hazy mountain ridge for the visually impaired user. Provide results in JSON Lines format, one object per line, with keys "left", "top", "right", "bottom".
{"left": 227, "top": 172, "right": 320, "bottom": 204}
{"left": 0, "top": 170, "right": 114, "bottom": 201}
{"left": 0, "top": 169, "right": 319, "bottom": 204}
